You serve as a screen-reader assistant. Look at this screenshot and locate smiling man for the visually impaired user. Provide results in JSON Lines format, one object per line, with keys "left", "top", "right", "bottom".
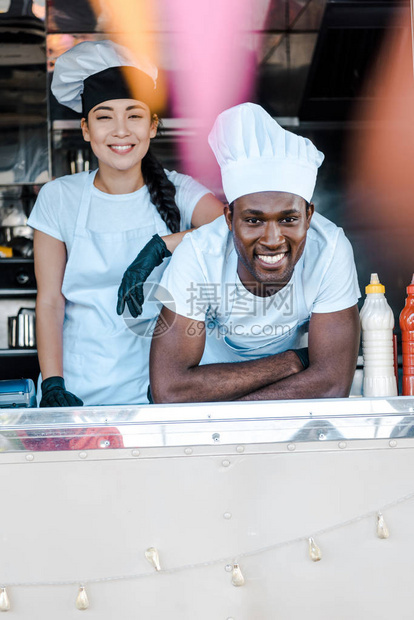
{"left": 150, "top": 103, "right": 361, "bottom": 403}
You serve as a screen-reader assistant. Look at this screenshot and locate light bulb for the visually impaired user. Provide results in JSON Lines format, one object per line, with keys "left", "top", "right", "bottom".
{"left": 75, "top": 585, "right": 89, "bottom": 610}
{"left": 308, "top": 537, "right": 322, "bottom": 562}
{"left": 0, "top": 587, "right": 10, "bottom": 612}
{"left": 145, "top": 547, "right": 161, "bottom": 571}
{"left": 377, "top": 512, "right": 390, "bottom": 539}
{"left": 231, "top": 563, "right": 245, "bottom": 587}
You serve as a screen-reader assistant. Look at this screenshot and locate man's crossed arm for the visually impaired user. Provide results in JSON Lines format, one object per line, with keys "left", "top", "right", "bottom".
{"left": 149, "top": 305, "right": 360, "bottom": 403}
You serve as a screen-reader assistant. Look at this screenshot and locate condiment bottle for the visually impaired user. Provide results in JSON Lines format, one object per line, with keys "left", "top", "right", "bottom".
{"left": 360, "top": 273, "right": 397, "bottom": 397}
{"left": 399, "top": 274, "right": 414, "bottom": 395}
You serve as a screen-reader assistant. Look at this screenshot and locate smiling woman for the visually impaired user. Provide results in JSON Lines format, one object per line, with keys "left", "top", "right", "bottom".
{"left": 26, "top": 40, "right": 223, "bottom": 407}
{"left": 81, "top": 101, "right": 158, "bottom": 183}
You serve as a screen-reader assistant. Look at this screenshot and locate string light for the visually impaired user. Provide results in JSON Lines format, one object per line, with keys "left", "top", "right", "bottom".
{"left": 0, "top": 587, "right": 10, "bottom": 612}
{"left": 0, "top": 487, "right": 412, "bottom": 594}
{"left": 231, "top": 564, "right": 245, "bottom": 587}
{"left": 376, "top": 512, "right": 390, "bottom": 539}
{"left": 145, "top": 547, "right": 161, "bottom": 571}
{"left": 308, "top": 537, "right": 322, "bottom": 562}
{"left": 75, "top": 585, "right": 89, "bottom": 611}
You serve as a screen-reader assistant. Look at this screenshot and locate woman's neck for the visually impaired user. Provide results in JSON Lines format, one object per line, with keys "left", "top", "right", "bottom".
{"left": 94, "top": 164, "right": 145, "bottom": 195}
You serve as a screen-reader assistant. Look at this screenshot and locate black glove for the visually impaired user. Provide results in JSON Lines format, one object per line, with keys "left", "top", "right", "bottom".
{"left": 40, "top": 376, "right": 84, "bottom": 408}
{"left": 291, "top": 347, "right": 309, "bottom": 369}
{"left": 147, "top": 384, "right": 154, "bottom": 404}
{"left": 117, "top": 234, "right": 172, "bottom": 318}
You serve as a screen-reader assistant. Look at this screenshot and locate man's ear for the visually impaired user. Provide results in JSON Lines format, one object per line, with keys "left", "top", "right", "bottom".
{"left": 81, "top": 118, "right": 90, "bottom": 143}
{"left": 224, "top": 204, "right": 233, "bottom": 231}
{"left": 306, "top": 201, "right": 315, "bottom": 228}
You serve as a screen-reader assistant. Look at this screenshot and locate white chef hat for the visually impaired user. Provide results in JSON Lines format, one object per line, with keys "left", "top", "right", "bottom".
{"left": 208, "top": 102, "right": 324, "bottom": 204}
{"left": 51, "top": 40, "right": 158, "bottom": 116}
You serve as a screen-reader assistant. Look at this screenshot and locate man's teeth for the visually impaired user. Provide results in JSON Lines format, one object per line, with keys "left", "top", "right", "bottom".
{"left": 110, "top": 145, "right": 133, "bottom": 151}
{"left": 258, "top": 254, "right": 284, "bottom": 264}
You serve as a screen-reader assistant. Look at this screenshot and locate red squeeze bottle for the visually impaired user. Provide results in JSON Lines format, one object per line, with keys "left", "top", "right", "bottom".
{"left": 399, "top": 275, "right": 414, "bottom": 395}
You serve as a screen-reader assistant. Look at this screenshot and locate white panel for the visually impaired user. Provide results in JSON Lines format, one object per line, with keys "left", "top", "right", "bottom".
{"left": 0, "top": 441, "right": 414, "bottom": 618}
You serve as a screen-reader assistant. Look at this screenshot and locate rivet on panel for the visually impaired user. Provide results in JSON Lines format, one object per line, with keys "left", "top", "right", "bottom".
{"left": 389, "top": 440, "right": 397, "bottom": 448}
{"left": 212, "top": 433, "right": 220, "bottom": 442}
{"left": 225, "top": 564, "right": 233, "bottom": 573}
{"left": 236, "top": 445, "right": 245, "bottom": 453}
{"left": 78, "top": 452, "right": 88, "bottom": 459}
{"left": 287, "top": 443, "right": 296, "bottom": 451}
{"left": 184, "top": 447, "right": 193, "bottom": 455}
{"left": 338, "top": 441, "right": 347, "bottom": 449}
{"left": 131, "top": 450, "right": 140, "bottom": 457}
{"left": 25, "top": 454, "right": 34, "bottom": 462}
{"left": 222, "top": 459, "right": 231, "bottom": 467}
{"left": 223, "top": 512, "right": 232, "bottom": 520}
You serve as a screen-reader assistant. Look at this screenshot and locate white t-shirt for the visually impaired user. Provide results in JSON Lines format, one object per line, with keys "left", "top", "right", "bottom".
{"left": 28, "top": 169, "right": 208, "bottom": 251}
{"left": 159, "top": 213, "right": 361, "bottom": 363}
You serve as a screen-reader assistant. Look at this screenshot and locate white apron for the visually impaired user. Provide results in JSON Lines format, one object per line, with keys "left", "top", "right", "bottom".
{"left": 58, "top": 171, "right": 169, "bottom": 405}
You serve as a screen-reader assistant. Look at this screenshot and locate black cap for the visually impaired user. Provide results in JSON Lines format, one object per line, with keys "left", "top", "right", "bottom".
{"left": 81, "top": 66, "right": 157, "bottom": 117}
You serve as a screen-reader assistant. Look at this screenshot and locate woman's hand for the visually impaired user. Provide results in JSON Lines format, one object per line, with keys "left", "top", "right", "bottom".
{"left": 117, "top": 195, "right": 223, "bottom": 318}
{"left": 116, "top": 234, "right": 171, "bottom": 317}
{"left": 40, "top": 376, "right": 84, "bottom": 407}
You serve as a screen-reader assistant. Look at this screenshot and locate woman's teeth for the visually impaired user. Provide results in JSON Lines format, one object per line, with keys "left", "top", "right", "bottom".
{"left": 258, "top": 253, "right": 284, "bottom": 264}
{"left": 110, "top": 145, "right": 133, "bottom": 152}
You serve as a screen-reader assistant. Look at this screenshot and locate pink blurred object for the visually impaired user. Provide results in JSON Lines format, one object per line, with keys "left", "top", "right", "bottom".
{"left": 348, "top": 12, "right": 414, "bottom": 220}
{"left": 162, "top": 0, "right": 261, "bottom": 186}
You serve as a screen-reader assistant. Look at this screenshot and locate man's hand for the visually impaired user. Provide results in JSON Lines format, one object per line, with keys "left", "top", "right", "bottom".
{"left": 117, "top": 235, "right": 171, "bottom": 318}
{"left": 291, "top": 348, "right": 309, "bottom": 369}
{"left": 238, "top": 306, "right": 360, "bottom": 400}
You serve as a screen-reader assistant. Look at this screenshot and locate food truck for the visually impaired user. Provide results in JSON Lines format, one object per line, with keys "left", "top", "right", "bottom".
{"left": 0, "top": 0, "right": 413, "bottom": 617}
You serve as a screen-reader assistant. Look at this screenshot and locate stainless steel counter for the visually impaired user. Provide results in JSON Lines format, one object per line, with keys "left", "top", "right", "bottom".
{"left": 1, "top": 395, "right": 414, "bottom": 454}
